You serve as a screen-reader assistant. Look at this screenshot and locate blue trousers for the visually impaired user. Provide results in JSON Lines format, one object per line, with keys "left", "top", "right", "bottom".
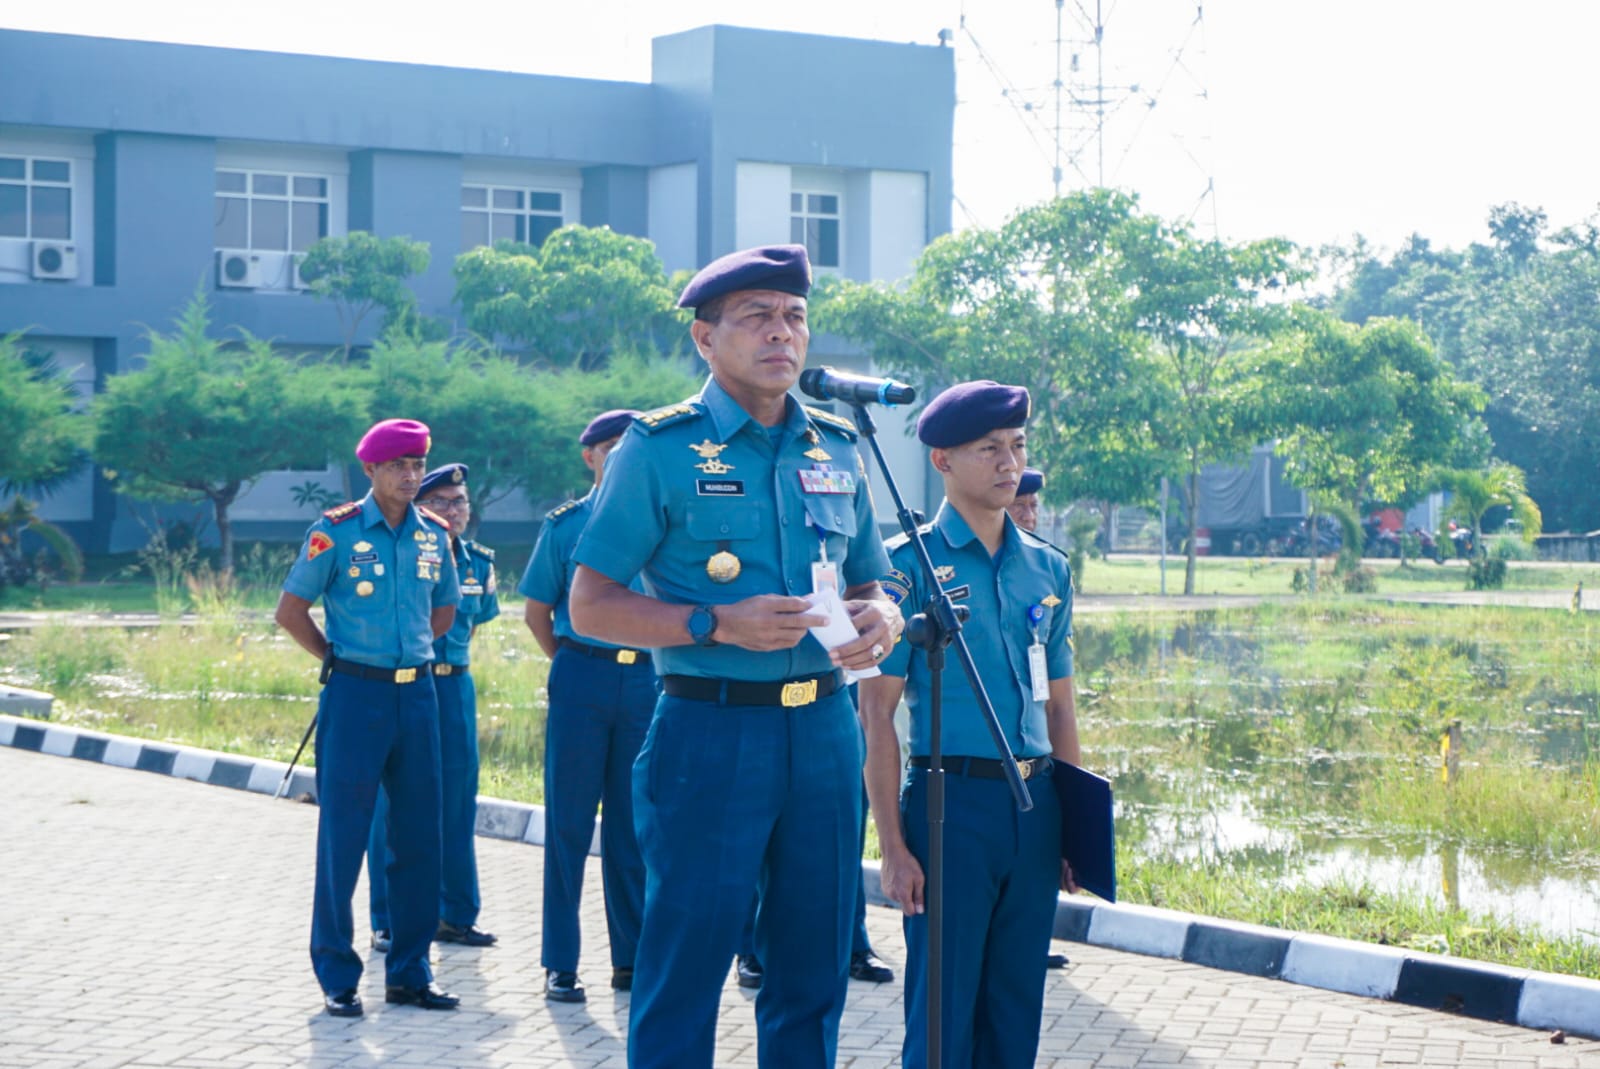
{"left": 310, "top": 672, "right": 441, "bottom": 994}
{"left": 368, "top": 668, "right": 481, "bottom": 931}
{"left": 628, "top": 690, "right": 862, "bottom": 1069}
{"left": 542, "top": 645, "right": 656, "bottom": 973}
{"left": 900, "top": 768, "right": 1060, "bottom": 1069}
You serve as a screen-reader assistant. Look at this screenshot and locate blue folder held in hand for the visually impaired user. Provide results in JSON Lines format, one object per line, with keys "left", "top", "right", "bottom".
{"left": 1056, "top": 761, "right": 1116, "bottom": 902}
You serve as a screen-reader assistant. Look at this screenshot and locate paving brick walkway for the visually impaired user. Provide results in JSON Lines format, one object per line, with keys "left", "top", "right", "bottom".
{"left": 1, "top": 746, "right": 1593, "bottom": 1068}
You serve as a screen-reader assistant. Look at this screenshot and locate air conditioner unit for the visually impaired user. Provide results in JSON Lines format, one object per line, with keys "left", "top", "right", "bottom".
{"left": 31, "top": 240, "right": 78, "bottom": 280}
{"left": 290, "top": 255, "right": 313, "bottom": 291}
{"left": 216, "top": 249, "right": 262, "bottom": 289}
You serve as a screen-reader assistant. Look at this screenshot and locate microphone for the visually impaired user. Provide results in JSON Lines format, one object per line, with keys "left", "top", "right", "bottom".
{"left": 799, "top": 367, "right": 916, "bottom": 406}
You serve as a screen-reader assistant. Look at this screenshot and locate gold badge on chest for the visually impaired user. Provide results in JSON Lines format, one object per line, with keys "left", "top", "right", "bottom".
{"left": 803, "top": 428, "right": 832, "bottom": 463}
{"left": 689, "top": 439, "right": 735, "bottom": 475}
{"left": 707, "top": 550, "right": 742, "bottom": 583}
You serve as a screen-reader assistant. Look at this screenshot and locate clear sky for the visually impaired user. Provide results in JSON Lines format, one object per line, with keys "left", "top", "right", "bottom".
{"left": 7, "top": 1, "right": 1596, "bottom": 255}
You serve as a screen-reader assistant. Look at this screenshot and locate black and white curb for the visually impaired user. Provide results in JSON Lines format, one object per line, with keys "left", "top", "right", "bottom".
{"left": 5, "top": 710, "right": 1598, "bottom": 1040}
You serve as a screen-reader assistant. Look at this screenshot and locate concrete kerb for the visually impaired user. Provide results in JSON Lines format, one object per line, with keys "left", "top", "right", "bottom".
{"left": 3, "top": 709, "right": 1597, "bottom": 1041}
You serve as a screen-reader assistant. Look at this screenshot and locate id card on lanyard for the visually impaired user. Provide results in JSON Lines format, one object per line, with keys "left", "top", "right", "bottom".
{"left": 1027, "top": 603, "right": 1049, "bottom": 701}
{"left": 811, "top": 524, "right": 837, "bottom": 594}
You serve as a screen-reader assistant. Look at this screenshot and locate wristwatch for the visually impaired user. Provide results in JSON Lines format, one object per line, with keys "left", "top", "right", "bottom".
{"left": 687, "top": 604, "right": 719, "bottom": 647}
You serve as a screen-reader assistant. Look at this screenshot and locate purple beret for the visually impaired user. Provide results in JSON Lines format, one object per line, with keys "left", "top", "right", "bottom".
{"left": 356, "top": 418, "right": 431, "bottom": 464}
{"left": 1017, "top": 468, "right": 1045, "bottom": 496}
{"left": 677, "top": 244, "right": 812, "bottom": 311}
{"left": 418, "top": 463, "right": 468, "bottom": 497}
{"left": 916, "top": 381, "right": 1031, "bottom": 448}
{"left": 580, "top": 409, "right": 641, "bottom": 447}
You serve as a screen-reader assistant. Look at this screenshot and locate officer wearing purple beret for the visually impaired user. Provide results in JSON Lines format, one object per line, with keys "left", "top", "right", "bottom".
{"left": 366, "top": 462, "right": 500, "bottom": 955}
{"left": 859, "top": 383, "right": 1080, "bottom": 1067}
{"left": 275, "top": 418, "right": 462, "bottom": 1017}
{"left": 1008, "top": 468, "right": 1045, "bottom": 532}
{"left": 520, "top": 409, "right": 658, "bottom": 1004}
{"left": 568, "top": 245, "right": 903, "bottom": 1068}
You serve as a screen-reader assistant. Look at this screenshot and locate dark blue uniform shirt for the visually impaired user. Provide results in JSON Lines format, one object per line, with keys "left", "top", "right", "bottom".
{"left": 435, "top": 537, "right": 498, "bottom": 666}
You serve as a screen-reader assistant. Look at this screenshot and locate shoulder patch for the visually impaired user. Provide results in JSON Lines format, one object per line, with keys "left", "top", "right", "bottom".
{"left": 545, "top": 499, "right": 582, "bottom": 524}
{"left": 635, "top": 402, "right": 703, "bottom": 434}
{"left": 417, "top": 506, "right": 450, "bottom": 530}
{"left": 803, "top": 406, "right": 860, "bottom": 441}
{"left": 323, "top": 501, "right": 361, "bottom": 524}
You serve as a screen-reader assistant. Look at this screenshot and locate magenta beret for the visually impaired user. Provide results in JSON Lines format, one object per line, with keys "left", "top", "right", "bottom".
{"left": 677, "top": 244, "right": 812, "bottom": 311}
{"left": 356, "top": 419, "right": 431, "bottom": 464}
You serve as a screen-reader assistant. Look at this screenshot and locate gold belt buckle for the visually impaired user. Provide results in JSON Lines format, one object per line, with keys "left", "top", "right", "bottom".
{"left": 616, "top": 649, "right": 638, "bottom": 665}
{"left": 780, "top": 679, "right": 819, "bottom": 707}
{"left": 434, "top": 664, "right": 453, "bottom": 676}
{"left": 394, "top": 667, "right": 418, "bottom": 684}
{"left": 1017, "top": 758, "right": 1034, "bottom": 780}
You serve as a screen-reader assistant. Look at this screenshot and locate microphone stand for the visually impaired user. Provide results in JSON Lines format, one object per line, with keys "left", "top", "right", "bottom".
{"left": 847, "top": 401, "right": 1031, "bottom": 1067}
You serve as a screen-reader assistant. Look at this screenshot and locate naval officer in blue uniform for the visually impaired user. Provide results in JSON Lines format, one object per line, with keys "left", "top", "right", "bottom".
{"left": 275, "top": 418, "right": 463, "bottom": 1017}
{"left": 858, "top": 382, "right": 1081, "bottom": 1068}
{"left": 521, "top": 408, "right": 658, "bottom": 1004}
{"left": 367, "top": 462, "right": 500, "bottom": 953}
{"left": 567, "top": 244, "right": 903, "bottom": 1069}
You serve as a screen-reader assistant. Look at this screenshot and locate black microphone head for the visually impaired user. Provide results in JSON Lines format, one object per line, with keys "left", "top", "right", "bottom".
{"left": 798, "top": 368, "right": 828, "bottom": 399}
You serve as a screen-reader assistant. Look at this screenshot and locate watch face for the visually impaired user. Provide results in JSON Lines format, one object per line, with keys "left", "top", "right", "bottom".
{"left": 690, "top": 605, "right": 715, "bottom": 645}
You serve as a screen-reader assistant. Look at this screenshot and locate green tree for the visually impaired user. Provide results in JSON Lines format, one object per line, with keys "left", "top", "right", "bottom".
{"left": 1435, "top": 463, "right": 1543, "bottom": 560}
{"left": 297, "top": 231, "right": 432, "bottom": 362}
{"left": 452, "top": 226, "right": 682, "bottom": 370}
{"left": 0, "top": 332, "right": 86, "bottom": 491}
{"left": 1266, "top": 309, "right": 1486, "bottom": 561}
{"left": 93, "top": 290, "right": 366, "bottom": 573}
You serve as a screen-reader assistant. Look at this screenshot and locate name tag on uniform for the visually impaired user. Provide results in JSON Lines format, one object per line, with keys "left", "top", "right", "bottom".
{"left": 461, "top": 580, "right": 484, "bottom": 596}
{"left": 697, "top": 479, "right": 745, "bottom": 496}
{"left": 799, "top": 468, "right": 855, "bottom": 495}
{"left": 1028, "top": 642, "right": 1049, "bottom": 702}
{"left": 350, "top": 552, "right": 378, "bottom": 564}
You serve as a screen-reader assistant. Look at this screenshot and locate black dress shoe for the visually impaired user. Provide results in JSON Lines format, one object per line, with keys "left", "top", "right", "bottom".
{"left": 611, "top": 967, "right": 633, "bottom": 991}
{"left": 324, "top": 989, "right": 363, "bottom": 1017}
{"left": 384, "top": 982, "right": 460, "bottom": 1010}
{"left": 1046, "top": 952, "right": 1070, "bottom": 969}
{"left": 370, "top": 930, "right": 391, "bottom": 953}
{"left": 849, "top": 949, "right": 894, "bottom": 983}
{"left": 436, "top": 921, "right": 497, "bottom": 947}
{"left": 545, "top": 970, "right": 586, "bottom": 1003}
{"left": 735, "top": 954, "right": 764, "bottom": 990}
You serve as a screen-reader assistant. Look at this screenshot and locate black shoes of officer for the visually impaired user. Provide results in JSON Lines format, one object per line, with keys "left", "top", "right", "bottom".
{"left": 370, "top": 930, "right": 391, "bottom": 953}
{"left": 385, "top": 982, "right": 460, "bottom": 1010}
{"left": 848, "top": 949, "right": 894, "bottom": 983}
{"left": 436, "top": 920, "right": 497, "bottom": 947}
{"left": 611, "top": 967, "right": 633, "bottom": 991}
{"left": 1046, "top": 952, "right": 1070, "bottom": 969}
{"left": 735, "top": 954, "right": 764, "bottom": 990}
{"left": 324, "top": 988, "right": 363, "bottom": 1017}
{"left": 545, "top": 970, "right": 586, "bottom": 1003}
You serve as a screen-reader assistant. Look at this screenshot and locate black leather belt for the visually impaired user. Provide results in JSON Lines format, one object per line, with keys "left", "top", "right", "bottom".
{"left": 661, "top": 669, "right": 844, "bottom": 708}
{"left": 329, "top": 657, "right": 431, "bottom": 685}
{"left": 432, "top": 663, "right": 468, "bottom": 676}
{"left": 559, "top": 637, "right": 651, "bottom": 667}
{"left": 908, "top": 755, "right": 1054, "bottom": 781}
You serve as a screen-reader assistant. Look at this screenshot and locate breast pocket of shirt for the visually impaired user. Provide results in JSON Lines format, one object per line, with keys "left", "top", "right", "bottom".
{"left": 685, "top": 505, "right": 762, "bottom": 548}
{"left": 802, "top": 493, "right": 857, "bottom": 566}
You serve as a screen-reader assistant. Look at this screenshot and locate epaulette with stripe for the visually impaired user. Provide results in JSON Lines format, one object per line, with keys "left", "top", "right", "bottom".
{"left": 465, "top": 540, "right": 496, "bottom": 561}
{"left": 803, "top": 405, "right": 859, "bottom": 441}
{"left": 417, "top": 505, "right": 450, "bottom": 530}
{"left": 544, "top": 499, "right": 583, "bottom": 525}
{"left": 635, "top": 402, "right": 703, "bottom": 434}
{"left": 883, "top": 523, "right": 935, "bottom": 552}
{"left": 1020, "top": 527, "right": 1072, "bottom": 562}
{"left": 322, "top": 501, "right": 361, "bottom": 524}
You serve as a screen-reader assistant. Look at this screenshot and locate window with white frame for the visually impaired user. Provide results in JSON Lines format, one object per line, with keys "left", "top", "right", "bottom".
{"left": 791, "top": 191, "right": 840, "bottom": 269}
{"left": 461, "top": 185, "right": 565, "bottom": 251}
{"left": 0, "top": 156, "right": 72, "bottom": 240}
{"left": 214, "top": 169, "right": 330, "bottom": 252}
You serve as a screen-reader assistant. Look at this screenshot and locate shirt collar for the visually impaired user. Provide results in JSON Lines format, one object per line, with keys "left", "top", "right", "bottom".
{"left": 699, "top": 375, "right": 807, "bottom": 443}
{"left": 933, "top": 498, "right": 1021, "bottom": 558}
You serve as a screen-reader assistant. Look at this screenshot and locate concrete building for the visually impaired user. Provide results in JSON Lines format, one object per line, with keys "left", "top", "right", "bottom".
{"left": 0, "top": 25, "right": 953, "bottom": 554}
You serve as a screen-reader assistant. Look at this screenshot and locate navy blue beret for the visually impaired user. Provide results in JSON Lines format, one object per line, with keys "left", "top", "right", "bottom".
{"left": 418, "top": 462, "right": 468, "bottom": 497}
{"left": 580, "top": 409, "right": 641, "bottom": 447}
{"left": 677, "top": 244, "right": 812, "bottom": 311}
{"left": 916, "top": 381, "right": 1031, "bottom": 447}
{"left": 1017, "top": 468, "right": 1045, "bottom": 496}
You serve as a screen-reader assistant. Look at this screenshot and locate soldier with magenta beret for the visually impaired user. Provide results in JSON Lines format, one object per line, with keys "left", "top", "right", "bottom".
{"left": 567, "top": 245, "right": 902, "bottom": 1069}
{"left": 367, "top": 462, "right": 500, "bottom": 954}
{"left": 275, "top": 419, "right": 462, "bottom": 1017}
{"left": 859, "top": 383, "right": 1080, "bottom": 1067}
{"left": 521, "top": 409, "right": 658, "bottom": 1004}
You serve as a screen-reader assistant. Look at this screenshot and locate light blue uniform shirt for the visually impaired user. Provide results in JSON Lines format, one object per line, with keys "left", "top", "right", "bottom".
{"left": 434, "top": 536, "right": 499, "bottom": 666}
{"left": 519, "top": 491, "right": 647, "bottom": 648}
{"left": 573, "top": 376, "right": 891, "bottom": 681}
{"left": 282, "top": 492, "right": 461, "bottom": 668}
{"left": 879, "top": 500, "right": 1073, "bottom": 759}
